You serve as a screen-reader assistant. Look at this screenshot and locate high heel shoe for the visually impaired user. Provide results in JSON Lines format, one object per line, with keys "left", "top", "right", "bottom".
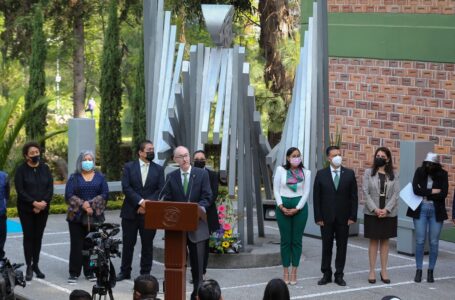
{"left": 289, "top": 270, "right": 297, "bottom": 285}
{"left": 368, "top": 271, "right": 376, "bottom": 284}
{"left": 380, "top": 272, "right": 390, "bottom": 284}
{"left": 283, "top": 271, "right": 290, "bottom": 285}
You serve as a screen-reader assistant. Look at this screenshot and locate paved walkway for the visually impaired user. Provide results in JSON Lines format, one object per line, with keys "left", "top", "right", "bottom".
{"left": 6, "top": 210, "right": 455, "bottom": 299}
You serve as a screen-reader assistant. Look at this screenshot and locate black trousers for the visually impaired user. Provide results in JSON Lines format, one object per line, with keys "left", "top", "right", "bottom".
{"left": 0, "top": 214, "right": 6, "bottom": 259}
{"left": 18, "top": 209, "right": 48, "bottom": 266}
{"left": 203, "top": 239, "right": 210, "bottom": 275}
{"left": 68, "top": 222, "right": 94, "bottom": 277}
{"left": 120, "top": 218, "right": 156, "bottom": 275}
{"left": 320, "top": 221, "right": 349, "bottom": 277}
{"left": 188, "top": 239, "right": 206, "bottom": 300}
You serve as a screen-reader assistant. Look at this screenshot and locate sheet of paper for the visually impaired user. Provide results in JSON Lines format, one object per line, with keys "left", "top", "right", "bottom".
{"left": 399, "top": 182, "right": 423, "bottom": 211}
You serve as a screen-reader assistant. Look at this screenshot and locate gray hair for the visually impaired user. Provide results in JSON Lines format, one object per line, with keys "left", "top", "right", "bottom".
{"left": 75, "top": 150, "right": 96, "bottom": 173}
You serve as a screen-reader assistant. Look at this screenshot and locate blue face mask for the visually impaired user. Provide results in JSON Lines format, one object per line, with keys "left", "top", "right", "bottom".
{"left": 82, "top": 160, "right": 94, "bottom": 171}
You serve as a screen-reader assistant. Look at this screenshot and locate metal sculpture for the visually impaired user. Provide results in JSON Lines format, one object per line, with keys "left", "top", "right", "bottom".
{"left": 143, "top": 1, "right": 272, "bottom": 245}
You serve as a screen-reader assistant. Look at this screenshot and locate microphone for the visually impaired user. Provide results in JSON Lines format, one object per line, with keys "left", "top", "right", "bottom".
{"left": 187, "top": 174, "right": 196, "bottom": 202}
{"left": 158, "top": 175, "right": 171, "bottom": 201}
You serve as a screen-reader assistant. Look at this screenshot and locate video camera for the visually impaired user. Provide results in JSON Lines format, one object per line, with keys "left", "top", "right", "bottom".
{"left": 0, "top": 258, "right": 25, "bottom": 300}
{"left": 83, "top": 223, "right": 121, "bottom": 300}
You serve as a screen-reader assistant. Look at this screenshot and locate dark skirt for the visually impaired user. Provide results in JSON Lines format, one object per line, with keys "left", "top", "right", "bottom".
{"left": 364, "top": 214, "right": 397, "bottom": 239}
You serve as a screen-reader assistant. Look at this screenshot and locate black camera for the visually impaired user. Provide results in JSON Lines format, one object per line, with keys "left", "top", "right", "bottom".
{"left": 83, "top": 223, "right": 121, "bottom": 300}
{"left": 0, "top": 258, "right": 26, "bottom": 300}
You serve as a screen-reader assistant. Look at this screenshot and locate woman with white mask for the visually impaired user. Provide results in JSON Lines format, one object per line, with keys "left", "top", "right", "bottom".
{"left": 273, "top": 147, "right": 311, "bottom": 285}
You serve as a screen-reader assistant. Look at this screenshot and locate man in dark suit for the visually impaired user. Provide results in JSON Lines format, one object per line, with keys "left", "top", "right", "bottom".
{"left": 193, "top": 150, "right": 220, "bottom": 277}
{"left": 313, "top": 145, "right": 358, "bottom": 286}
{"left": 117, "top": 140, "right": 165, "bottom": 281}
{"left": 162, "top": 146, "right": 212, "bottom": 300}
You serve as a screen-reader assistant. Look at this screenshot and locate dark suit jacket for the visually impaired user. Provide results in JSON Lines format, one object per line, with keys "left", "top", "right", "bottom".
{"left": 120, "top": 160, "right": 165, "bottom": 220}
{"left": 206, "top": 168, "right": 220, "bottom": 233}
{"left": 406, "top": 166, "right": 448, "bottom": 222}
{"left": 313, "top": 166, "right": 358, "bottom": 224}
{"left": 163, "top": 167, "right": 212, "bottom": 242}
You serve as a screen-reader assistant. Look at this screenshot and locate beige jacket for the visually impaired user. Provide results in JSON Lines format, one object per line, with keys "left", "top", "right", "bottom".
{"left": 362, "top": 168, "right": 400, "bottom": 217}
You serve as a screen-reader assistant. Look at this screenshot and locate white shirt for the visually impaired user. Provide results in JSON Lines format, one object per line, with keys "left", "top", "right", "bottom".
{"left": 330, "top": 165, "right": 341, "bottom": 181}
{"left": 273, "top": 166, "right": 311, "bottom": 210}
{"left": 139, "top": 159, "right": 150, "bottom": 204}
{"left": 180, "top": 166, "right": 192, "bottom": 186}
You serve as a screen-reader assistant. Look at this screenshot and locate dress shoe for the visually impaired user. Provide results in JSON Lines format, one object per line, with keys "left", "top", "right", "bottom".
{"left": 427, "top": 269, "right": 434, "bottom": 283}
{"left": 33, "top": 265, "right": 45, "bottom": 279}
{"left": 25, "top": 265, "right": 33, "bottom": 281}
{"left": 368, "top": 278, "right": 376, "bottom": 284}
{"left": 380, "top": 273, "right": 390, "bottom": 284}
{"left": 414, "top": 269, "right": 422, "bottom": 283}
{"left": 334, "top": 276, "right": 346, "bottom": 286}
{"left": 68, "top": 275, "right": 78, "bottom": 284}
{"left": 116, "top": 272, "right": 131, "bottom": 281}
{"left": 317, "top": 276, "right": 332, "bottom": 285}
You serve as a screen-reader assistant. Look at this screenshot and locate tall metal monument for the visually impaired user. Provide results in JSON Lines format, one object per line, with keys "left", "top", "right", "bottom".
{"left": 143, "top": 1, "right": 272, "bottom": 246}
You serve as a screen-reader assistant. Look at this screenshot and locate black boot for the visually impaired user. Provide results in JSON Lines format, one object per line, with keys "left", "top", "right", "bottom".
{"left": 26, "top": 265, "right": 33, "bottom": 281}
{"left": 427, "top": 269, "right": 434, "bottom": 283}
{"left": 33, "top": 265, "right": 45, "bottom": 279}
{"left": 414, "top": 269, "right": 422, "bottom": 283}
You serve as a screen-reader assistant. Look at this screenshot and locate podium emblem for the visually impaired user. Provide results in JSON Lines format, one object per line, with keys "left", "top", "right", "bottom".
{"left": 162, "top": 206, "right": 181, "bottom": 228}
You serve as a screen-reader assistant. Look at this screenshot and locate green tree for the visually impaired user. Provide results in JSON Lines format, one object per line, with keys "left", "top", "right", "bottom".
{"left": 99, "top": 0, "right": 122, "bottom": 180}
{"left": 131, "top": 33, "right": 146, "bottom": 157}
{"left": 25, "top": 5, "right": 48, "bottom": 145}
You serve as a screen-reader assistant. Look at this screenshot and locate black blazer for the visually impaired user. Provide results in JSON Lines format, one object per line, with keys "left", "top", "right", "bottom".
{"left": 163, "top": 167, "right": 212, "bottom": 242}
{"left": 406, "top": 166, "right": 448, "bottom": 222}
{"left": 120, "top": 160, "right": 165, "bottom": 220}
{"left": 14, "top": 162, "right": 53, "bottom": 214}
{"left": 206, "top": 168, "right": 220, "bottom": 233}
{"left": 313, "top": 166, "right": 358, "bottom": 224}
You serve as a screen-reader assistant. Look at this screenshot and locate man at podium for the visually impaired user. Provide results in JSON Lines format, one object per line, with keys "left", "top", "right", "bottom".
{"left": 162, "top": 146, "right": 212, "bottom": 300}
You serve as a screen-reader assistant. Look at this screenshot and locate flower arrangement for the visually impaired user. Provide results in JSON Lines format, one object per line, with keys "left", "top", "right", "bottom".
{"left": 209, "top": 198, "right": 241, "bottom": 254}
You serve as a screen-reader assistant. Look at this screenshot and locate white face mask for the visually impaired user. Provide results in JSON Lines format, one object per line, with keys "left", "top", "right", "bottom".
{"left": 331, "top": 155, "right": 342, "bottom": 167}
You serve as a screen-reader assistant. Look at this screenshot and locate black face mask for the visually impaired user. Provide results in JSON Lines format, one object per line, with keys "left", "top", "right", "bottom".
{"left": 425, "top": 164, "right": 437, "bottom": 175}
{"left": 193, "top": 160, "right": 206, "bottom": 169}
{"left": 374, "top": 157, "right": 386, "bottom": 167}
{"left": 30, "top": 155, "right": 40, "bottom": 164}
{"left": 145, "top": 151, "right": 155, "bottom": 162}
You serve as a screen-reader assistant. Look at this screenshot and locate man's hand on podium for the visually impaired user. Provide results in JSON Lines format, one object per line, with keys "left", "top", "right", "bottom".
{"left": 137, "top": 206, "right": 146, "bottom": 214}
{"left": 198, "top": 206, "right": 207, "bottom": 221}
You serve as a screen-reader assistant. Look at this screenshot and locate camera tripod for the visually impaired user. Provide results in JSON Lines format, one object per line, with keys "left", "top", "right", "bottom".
{"left": 91, "top": 282, "right": 114, "bottom": 300}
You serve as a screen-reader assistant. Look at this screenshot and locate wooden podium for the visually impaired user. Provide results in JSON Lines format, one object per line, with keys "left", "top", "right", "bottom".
{"left": 144, "top": 201, "right": 200, "bottom": 300}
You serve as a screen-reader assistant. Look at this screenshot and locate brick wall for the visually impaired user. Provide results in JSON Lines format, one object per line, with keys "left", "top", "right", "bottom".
{"left": 328, "top": 58, "right": 455, "bottom": 212}
{"left": 327, "top": 0, "right": 455, "bottom": 14}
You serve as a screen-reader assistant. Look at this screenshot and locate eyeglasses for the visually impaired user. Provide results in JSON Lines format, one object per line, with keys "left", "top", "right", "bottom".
{"left": 175, "top": 154, "right": 189, "bottom": 159}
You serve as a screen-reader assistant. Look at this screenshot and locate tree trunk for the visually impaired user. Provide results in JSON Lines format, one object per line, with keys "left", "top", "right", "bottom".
{"left": 72, "top": 7, "right": 85, "bottom": 118}
{"left": 258, "top": 0, "right": 294, "bottom": 101}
